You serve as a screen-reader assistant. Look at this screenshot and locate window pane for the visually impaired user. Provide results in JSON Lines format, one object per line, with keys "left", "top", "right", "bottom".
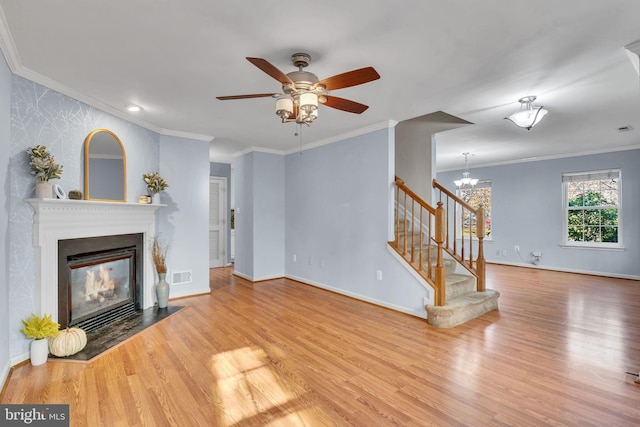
{"left": 583, "top": 210, "right": 600, "bottom": 226}
{"left": 600, "top": 208, "right": 618, "bottom": 226}
{"left": 568, "top": 209, "right": 583, "bottom": 225}
{"left": 600, "top": 189, "right": 618, "bottom": 206}
{"left": 602, "top": 226, "right": 618, "bottom": 243}
{"left": 567, "top": 182, "right": 583, "bottom": 206}
{"left": 583, "top": 226, "right": 600, "bottom": 242}
{"left": 567, "top": 225, "right": 583, "bottom": 241}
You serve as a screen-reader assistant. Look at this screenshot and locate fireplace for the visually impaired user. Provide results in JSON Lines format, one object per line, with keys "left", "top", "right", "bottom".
{"left": 27, "top": 199, "right": 162, "bottom": 325}
{"left": 58, "top": 234, "right": 143, "bottom": 331}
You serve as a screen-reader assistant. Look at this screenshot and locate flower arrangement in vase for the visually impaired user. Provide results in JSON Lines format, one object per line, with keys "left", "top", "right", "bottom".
{"left": 143, "top": 172, "right": 169, "bottom": 204}
{"left": 21, "top": 313, "right": 60, "bottom": 366}
{"left": 27, "top": 145, "right": 63, "bottom": 198}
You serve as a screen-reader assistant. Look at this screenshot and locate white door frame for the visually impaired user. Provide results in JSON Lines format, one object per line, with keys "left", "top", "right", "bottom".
{"left": 209, "top": 176, "right": 227, "bottom": 268}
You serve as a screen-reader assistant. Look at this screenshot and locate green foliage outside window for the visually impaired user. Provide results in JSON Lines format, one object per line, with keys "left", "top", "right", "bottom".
{"left": 567, "top": 180, "right": 618, "bottom": 243}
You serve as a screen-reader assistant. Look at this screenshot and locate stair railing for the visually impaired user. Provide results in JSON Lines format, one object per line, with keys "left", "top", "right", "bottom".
{"left": 432, "top": 179, "right": 486, "bottom": 292}
{"left": 390, "top": 177, "right": 447, "bottom": 306}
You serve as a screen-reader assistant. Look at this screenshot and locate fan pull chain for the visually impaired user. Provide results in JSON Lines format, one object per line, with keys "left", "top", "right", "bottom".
{"left": 295, "top": 123, "right": 303, "bottom": 154}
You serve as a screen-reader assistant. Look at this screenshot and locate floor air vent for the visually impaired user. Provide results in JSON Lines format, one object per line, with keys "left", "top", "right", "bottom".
{"left": 171, "top": 270, "right": 192, "bottom": 285}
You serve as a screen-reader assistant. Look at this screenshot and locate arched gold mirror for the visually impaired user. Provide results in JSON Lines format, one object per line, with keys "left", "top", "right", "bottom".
{"left": 83, "top": 129, "right": 127, "bottom": 202}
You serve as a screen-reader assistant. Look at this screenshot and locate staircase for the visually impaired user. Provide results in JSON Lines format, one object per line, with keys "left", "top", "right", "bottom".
{"left": 390, "top": 177, "right": 499, "bottom": 328}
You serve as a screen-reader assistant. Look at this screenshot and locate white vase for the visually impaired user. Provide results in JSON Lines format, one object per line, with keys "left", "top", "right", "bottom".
{"left": 30, "top": 338, "right": 49, "bottom": 366}
{"left": 152, "top": 193, "right": 161, "bottom": 204}
{"left": 35, "top": 181, "right": 53, "bottom": 199}
{"left": 156, "top": 272, "right": 170, "bottom": 309}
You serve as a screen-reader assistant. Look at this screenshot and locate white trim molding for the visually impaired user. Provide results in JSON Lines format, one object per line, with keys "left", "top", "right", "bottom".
{"left": 25, "top": 199, "right": 163, "bottom": 323}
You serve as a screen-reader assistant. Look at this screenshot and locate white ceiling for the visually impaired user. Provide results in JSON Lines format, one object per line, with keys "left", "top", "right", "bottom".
{"left": 1, "top": 1, "right": 639, "bottom": 170}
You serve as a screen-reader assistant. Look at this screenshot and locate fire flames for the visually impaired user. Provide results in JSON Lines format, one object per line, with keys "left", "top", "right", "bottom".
{"left": 84, "top": 264, "right": 116, "bottom": 302}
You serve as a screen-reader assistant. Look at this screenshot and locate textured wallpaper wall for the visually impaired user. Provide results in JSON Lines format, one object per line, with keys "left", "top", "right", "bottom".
{"left": 8, "top": 75, "right": 160, "bottom": 358}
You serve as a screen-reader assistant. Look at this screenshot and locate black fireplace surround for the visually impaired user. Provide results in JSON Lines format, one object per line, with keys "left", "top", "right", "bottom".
{"left": 57, "top": 233, "right": 144, "bottom": 332}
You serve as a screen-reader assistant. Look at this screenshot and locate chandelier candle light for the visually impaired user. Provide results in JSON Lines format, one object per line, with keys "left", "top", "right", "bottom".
{"left": 505, "top": 96, "right": 548, "bottom": 130}
{"left": 454, "top": 153, "right": 479, "bottom": 188}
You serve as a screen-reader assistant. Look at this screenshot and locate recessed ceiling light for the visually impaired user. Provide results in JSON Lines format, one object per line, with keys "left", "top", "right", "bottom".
{"left": 127, "top": 104, "right": 143, "bottom": 112}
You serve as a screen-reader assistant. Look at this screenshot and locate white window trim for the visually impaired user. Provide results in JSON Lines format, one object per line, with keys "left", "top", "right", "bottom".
{"left": 561, "top": 169, "right": 623, "bottom": 248}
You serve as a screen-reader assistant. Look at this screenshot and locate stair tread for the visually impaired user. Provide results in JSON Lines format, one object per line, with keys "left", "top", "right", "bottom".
{"left": 425, "top": 289, "right": 500, "bottom": 328}
{"left": 438, "top": 289, "right": 500, "bottom": 308}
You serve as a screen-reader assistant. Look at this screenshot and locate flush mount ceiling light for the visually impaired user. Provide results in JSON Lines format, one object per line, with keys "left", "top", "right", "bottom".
{"left": 127, "top": 104, "right": 143, "bottom": 112}
{"left": 217, "top": 53, "right": 380, "bottom": 127}
{"left": 454, "top": 152, "right": 479, "bottom": 188}
{"left": 505, "top": 96, "right": 548, "bottom": 130}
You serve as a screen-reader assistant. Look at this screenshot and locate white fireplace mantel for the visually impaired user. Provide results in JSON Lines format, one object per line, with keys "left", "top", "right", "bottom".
{"left": 26, "top": 198, "right": 164, "bottom": 321}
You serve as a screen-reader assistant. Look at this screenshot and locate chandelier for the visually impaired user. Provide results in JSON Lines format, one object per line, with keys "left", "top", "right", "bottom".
{"left": 454, "top": 153, "right": 479, "bottom": 187}
{"left": 275, "top": 92, "right": 320, "bottom": 125}
{"left": 505, "top": 96, "right": 548, "bottom": 130}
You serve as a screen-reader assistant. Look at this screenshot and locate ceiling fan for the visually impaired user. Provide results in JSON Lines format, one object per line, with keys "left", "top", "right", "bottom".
{"left": 216, "top": 53, "right": 380, "bottom": 125}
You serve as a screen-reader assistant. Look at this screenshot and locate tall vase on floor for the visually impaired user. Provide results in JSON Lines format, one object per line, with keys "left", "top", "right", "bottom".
{"left": 156, "top": 273, "right": 170, "bottom": 309}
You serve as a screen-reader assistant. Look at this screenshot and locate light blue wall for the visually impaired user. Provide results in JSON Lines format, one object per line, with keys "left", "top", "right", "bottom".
{"left": 210, "top": 162, "right": 232, "bottom": 264}
{"left": 284, "top": 128, "right": 429, "bottom": 316}
{"left": 437, "top": 149, "right": 640, "bottom": 278}
{"left": 159, "top": 135, "right": 210, "bottom": 297}
{"left": 233, "top": 153, "right": 254, "bottom": 277}
{"left": 233, "top": 152, "right": 285, "bottom": 280}
{"left": 254, "top": 152, "right": 285, "bottom": 279}
{"left": 0, "top": 51, "right": 13, "bottom": 386}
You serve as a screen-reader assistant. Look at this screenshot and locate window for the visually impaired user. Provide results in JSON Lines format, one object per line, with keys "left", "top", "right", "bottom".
{"left": 562, "top": 169, "right": 621, "bottom": 247}
{"left": 457, "top": 180, "right": 492, "bottom": 238}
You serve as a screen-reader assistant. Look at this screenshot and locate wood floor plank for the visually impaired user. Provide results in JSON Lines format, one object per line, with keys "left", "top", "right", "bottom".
{"left": 2, "top": 265, "right": 640, "bottom": 426}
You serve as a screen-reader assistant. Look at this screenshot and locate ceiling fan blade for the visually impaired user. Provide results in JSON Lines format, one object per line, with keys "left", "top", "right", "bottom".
{"left": 246, "top": 57, "right": 294, "bottom": 85}
{"left": 216, "top": 93, "right": 278, "bottom": 100}
{"left": 322, "top": 95, "right": 369, "bottom": 114}
{"left": 315, "top": 67, "right": 380, "bottom": 91}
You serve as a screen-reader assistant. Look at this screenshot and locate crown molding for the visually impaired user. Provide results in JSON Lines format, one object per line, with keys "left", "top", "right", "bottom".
{"left": 437, "top": 144, "right": 640, "bottom": 173}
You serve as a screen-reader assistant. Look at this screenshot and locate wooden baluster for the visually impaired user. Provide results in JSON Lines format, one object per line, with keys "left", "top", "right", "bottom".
{"left": 418, "top": 206, "right": 424, "bottom": 274}
{"left": 410, "top": 199, "right": 415, "bottom": 263}
{"left": 476, "top": 205, "right": 486, "bottom": 292}
{"left": 434, "top": 201, "right": 446, "bottom": 306}
{"left": 403, "top": 190, "right": 408, "bottom": 255}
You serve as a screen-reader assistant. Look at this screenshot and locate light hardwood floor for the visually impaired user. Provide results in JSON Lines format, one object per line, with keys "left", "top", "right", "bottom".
{"left": 2, "top": 265, "right": 640, "bottom": 426}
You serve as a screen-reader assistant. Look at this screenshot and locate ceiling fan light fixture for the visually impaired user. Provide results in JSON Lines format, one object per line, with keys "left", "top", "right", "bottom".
{"left": 297, "top": 92, "right": 318, "bottom": 124}
{"left": 505, "top": 96, "right": 548, "bottom": 130}
{"left": 275, "top": 97, "right": 293, "bottom": 122}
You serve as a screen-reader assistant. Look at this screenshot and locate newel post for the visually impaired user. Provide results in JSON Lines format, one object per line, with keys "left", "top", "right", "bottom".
{"left": 434, "top": 201, "right": 446, "bottom": 306}
{"left": 476, "top": 205, "right": 486, "bottom": 292}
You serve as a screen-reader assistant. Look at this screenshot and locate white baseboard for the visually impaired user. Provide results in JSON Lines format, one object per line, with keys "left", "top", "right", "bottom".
{"left": 487, "top": 260, "right": 640, "bottom": 281}
{"left": 286, "top": 274, "right": 427, "bottom": 319}
{"left": 233, "top": 271, "right": 284, "bottom": 282}
{"left": 0, "top": 359, "right": 11, "bottom": 392}
{"left": 169, "top": 286, "right": 211, "bottom": 300}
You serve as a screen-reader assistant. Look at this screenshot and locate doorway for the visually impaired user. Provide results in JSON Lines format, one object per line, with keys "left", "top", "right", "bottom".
{"left": 209, "top": 176, "right": 227, "bottom": 268}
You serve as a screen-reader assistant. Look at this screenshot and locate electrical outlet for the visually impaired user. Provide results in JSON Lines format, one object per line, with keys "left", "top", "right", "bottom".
{"left": 376, "top": 270, "right": 383, "bottom": 280}
{"left": 502, "top": 250, "right": 507, "bottom": 256}
{"left": 308, "top": 257, "right": 312, "bottom": 266}
{"left": 515, "top": 245, "right": 520, "bottom": 252}
{"left": 292, "top": 254, "right": 297, "bottom": 262}
{"left": 321, "top": 259, "right": 325, "bottom": 268}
